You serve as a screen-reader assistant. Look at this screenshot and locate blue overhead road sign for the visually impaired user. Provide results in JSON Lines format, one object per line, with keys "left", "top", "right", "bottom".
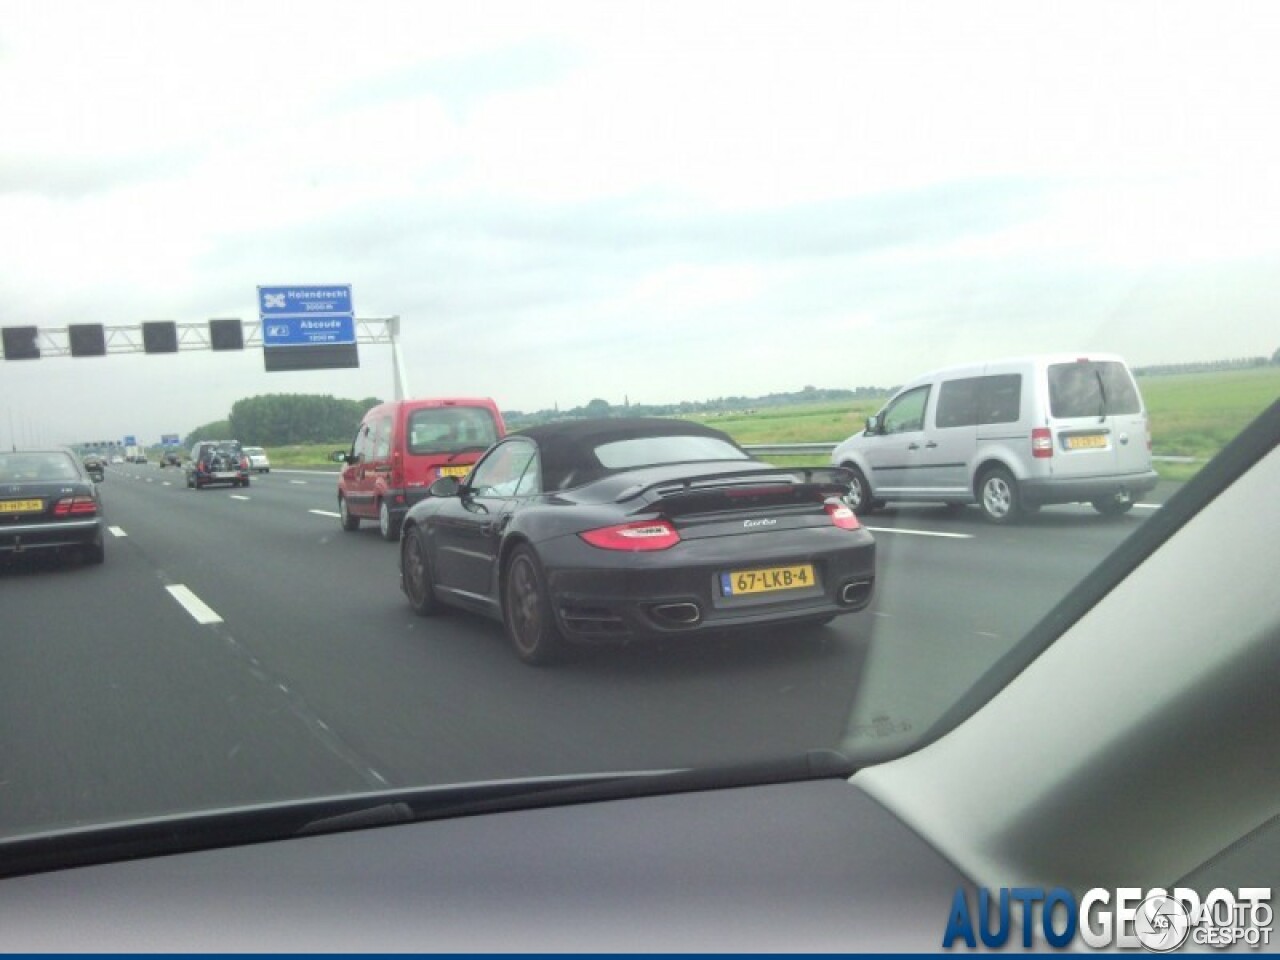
{"left": 262, "top": 315, "right": 357, "bottom": 347}
{"left": 258, "top": 285, "right": 352, "bottom": 318}
{"left": 258, "top": 284, "right": 356, "bottom": 347}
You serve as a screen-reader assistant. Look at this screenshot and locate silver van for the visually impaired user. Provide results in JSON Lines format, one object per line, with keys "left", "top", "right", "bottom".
{"left": 830, "top": 353, "right": 1159, "bottom": 523}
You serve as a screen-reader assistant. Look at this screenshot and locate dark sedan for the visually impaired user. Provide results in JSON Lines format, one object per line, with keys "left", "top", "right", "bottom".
{"left": 0, "top": 449, "right": 106, "bottom": 564}
{"left": 399, "top": 418, "right": 875, "bottom": 664}
{"left": 81, "top": 454, "right": 106, "bottom": 481}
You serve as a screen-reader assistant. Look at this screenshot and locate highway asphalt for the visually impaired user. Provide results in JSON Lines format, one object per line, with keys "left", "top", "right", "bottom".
{"left": 0, "top": 463, "right": 1175, "bottom": 837}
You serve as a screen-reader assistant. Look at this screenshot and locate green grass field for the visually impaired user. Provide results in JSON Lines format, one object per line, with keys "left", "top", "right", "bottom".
{"left": 265, "top": 368, "right": 1278, "bottom": 479}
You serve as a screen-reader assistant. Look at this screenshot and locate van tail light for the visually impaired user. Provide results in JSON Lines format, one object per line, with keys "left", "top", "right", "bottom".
{"left": 1031, "top": 428, "right": 1054, "bottom": 459}
{"left": 580, "top": 518, "right": 680, "bottom": 551}
{"left": 825, "top": 500, "right": 861, "bottom": 530}
{"left": 240, "top": 457, "right": 250, "bottom": 470}
{"left": 54, "top": 496, "right": 98, "bottom": 517}
{"left": 391, "top": 449, "right": 405, "bottom": 489}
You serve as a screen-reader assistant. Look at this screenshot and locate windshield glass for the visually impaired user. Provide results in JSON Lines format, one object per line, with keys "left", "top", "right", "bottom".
{"left": 0, "top": 1, "right": 1275, "bottom": 852}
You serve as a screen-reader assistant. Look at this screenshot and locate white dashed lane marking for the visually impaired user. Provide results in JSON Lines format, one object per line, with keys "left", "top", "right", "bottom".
{"left": 309, "top": 509, "right": 341, "bottom": 518}
{"left": 108, "top": 526, "right": 127, "bottom": 537}
{"left": 290, "top": 480, "right": 308, "bottom": 485}
{"left": 165, "top": 585, "right": 224, "bottom": 625}
{"left": 229, "top": 495, "right": 250, "bottom": 501}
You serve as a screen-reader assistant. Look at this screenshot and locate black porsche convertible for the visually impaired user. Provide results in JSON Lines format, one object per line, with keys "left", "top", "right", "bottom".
{"left": 398, "top": 418, "right": 876, "bottom": 664}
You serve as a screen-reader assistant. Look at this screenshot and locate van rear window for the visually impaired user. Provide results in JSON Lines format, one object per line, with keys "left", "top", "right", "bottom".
{"left": 407, "top": 407, "right": 501, "bottom": 456}
{"left": 1048, "top": 362, "right": 1140, "bottom": 418}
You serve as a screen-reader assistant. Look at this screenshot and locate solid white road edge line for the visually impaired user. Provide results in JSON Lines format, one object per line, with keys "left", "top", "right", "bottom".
{"left": 864, "top": 526, "right": 974, "bottom": 539}
{"left": 165, "top": 585, "right": 224, "bottom": 625}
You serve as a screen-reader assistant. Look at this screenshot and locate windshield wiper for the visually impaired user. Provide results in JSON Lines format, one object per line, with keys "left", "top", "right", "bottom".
{"left": 1095, "top": 369, "right": 1108, "bottom": 422}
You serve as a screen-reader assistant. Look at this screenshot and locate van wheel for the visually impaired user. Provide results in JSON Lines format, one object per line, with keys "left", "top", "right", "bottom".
{"left": 977, "top": 466, "right": 1022, "bottom": 524}
{"left": 339, "top": 495, "right": 360, "bottom": 531}
{"left": 1093, "top": 493, "right": 1134, "bottom": 517}
{"left": 841, "top": 463, "right": 875, "bottom": 516}
{"left": 378, "top": 500, "right": 402, "bottom": 541}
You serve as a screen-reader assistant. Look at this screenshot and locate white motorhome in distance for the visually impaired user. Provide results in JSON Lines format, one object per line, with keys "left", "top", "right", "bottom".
{"left": 831, "top": 353, "right": 1158, "bottom": 523}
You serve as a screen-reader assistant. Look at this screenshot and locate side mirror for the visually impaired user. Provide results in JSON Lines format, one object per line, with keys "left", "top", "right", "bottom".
{"left": 865, "top": 414, "right": 881, "bottom": 435}
{"left": 428, "top": 475, "right": 461, "bottom": 498}
{"left": 331, "top": 450, "right": 351, "bottom": 464}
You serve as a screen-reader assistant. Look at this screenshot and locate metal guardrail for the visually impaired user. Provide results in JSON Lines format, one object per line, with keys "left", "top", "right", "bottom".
{"left": 743, "top": 443, "right": 1198, "bottom": 463}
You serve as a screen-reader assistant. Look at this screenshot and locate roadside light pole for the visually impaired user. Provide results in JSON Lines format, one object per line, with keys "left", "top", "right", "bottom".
{"left": 388, "top": 315, "right": 410, "bottom": 401}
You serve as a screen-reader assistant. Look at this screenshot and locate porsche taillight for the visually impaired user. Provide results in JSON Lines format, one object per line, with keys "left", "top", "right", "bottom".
{"left": 825, "top": 501, "right": 860, "bottom": 530}
{"left": 579, "top": 518, "right": 681, "bottom": 551}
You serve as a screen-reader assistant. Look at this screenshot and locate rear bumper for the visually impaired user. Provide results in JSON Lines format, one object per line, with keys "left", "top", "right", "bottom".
{"left": 0, "top": 518, "right": 103, "bottom": 554}
{"left": 191, "top": 471, "right": 248, "bottom": 486}
{"left": 539, "top": 527, "right": 876, "bottom": 641}
{"left": 1020, "top": 470, "right": 1159, "bottom": 506}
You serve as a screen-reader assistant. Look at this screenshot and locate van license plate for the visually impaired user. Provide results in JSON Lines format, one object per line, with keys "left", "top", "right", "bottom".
{"left": 1066, "top": 435, "right": 1107, "bottom": 450}
{"left": 721, "top": 564, "right": 816, "bottom": 596}
{"left": 438, "top": 465, "right": 471, "bottom": 478}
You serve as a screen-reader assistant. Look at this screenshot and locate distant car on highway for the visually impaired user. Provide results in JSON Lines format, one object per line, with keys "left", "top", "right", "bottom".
{"left": 831, "top": 353, "right": 1158, "bottom": 523}
{"left": 0, "top": 449, "right": 105, "bottom": 564}
{"left": 243, "top": 447, "right": 271, "bottom": 473}
{"left": 185, "top": 441, "right": 249, "bottom": 490}
{"left": 110, "top": 455, "right": 124, "bottom": 465}
{"left": 81, "top": 454, "right": 106, "bottom": 482}
{"left": 160, "top": 450, "right": 182, "bottom": 468}
{"left": 398, "top": 418, "right": 876, "bottom": 665}
{"left": 334, "top": 397, "right": 505, "bottom": 541}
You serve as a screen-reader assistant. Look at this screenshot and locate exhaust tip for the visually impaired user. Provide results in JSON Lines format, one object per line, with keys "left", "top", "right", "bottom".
{"left": 840, "top": 579, "right": 874, "bottom": 610}
{"left": 652, "top": 602, "right": 702, "bottom": 626}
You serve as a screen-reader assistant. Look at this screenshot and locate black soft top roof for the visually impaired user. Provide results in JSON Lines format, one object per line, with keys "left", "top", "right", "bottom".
{"left": 515, "top": 417, "right": 744, "bottom": 491}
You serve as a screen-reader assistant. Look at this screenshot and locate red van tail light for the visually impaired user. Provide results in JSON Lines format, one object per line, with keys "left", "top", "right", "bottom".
{"left": 580, "top": 519, "right": 681, "bottom": 551}
{"left": 825, "top": 501, "right": 860, "bottom": 530}
{"left": 239, "top": 456, "right": 250, "bottom": 470}
{"left": 391, "top": 449, "right": 405, "bottom": 489}
{"left": 54, "top": 496, "right": 98, "bottom": 516}
{"left": 1032, "top": 428, "right": 1053, "bottom": 459}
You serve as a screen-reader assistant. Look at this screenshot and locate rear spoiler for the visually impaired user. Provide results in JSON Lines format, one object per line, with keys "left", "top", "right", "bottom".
{"left": 617, "top": 465, "right": 853, "bottom": 505}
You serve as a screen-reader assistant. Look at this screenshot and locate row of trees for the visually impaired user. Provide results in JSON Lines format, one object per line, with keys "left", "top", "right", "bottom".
{"left": 1134, "top": 352, "right": 1279, "bottom": 376}
{"left": 186, "top": 351, "right": 1277, "bottom": 444}
{"left": 184, "top": 394, "right": 381, "bottom": 448}
{"left": 505, "top": 384, "right": 892, "bottom": 429}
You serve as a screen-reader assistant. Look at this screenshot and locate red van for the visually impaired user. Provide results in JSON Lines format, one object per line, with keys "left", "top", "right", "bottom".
{"left": 333, "top": 397, "right": 505, "bottom": 540}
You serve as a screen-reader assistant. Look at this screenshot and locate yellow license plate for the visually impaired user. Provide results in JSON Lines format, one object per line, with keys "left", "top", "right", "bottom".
{"left": 438, "top": 464, "right": 472, "bottom": 478}
{"left": 0, "top": 499, "right": 43, "bottom": 514}
{"left": 1066, "top": 435, "right": 1107, "bottom": 450}
{"left": 721, "top": 564, "right": 816, "bottom": 597}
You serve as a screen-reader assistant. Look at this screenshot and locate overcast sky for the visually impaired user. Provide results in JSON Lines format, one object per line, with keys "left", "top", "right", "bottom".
{"left": 2, "top": 0, "right": 1278, "bottom": 447}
